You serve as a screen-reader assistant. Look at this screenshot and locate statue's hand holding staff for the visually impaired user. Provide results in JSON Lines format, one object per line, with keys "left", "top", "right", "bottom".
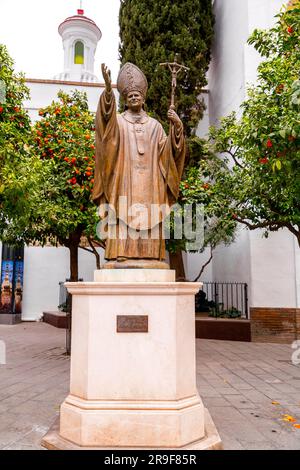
{"left": 167, "top": 108, "right": 182, "bottom": 129}
{"left": 101, "top": 63, "right": 112, "bottom": 93}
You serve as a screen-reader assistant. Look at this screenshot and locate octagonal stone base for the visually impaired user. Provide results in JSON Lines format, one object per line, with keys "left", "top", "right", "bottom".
{"left": 42, "top": 408, "right": 222, "bottom": 450}
{"left": 42, "top": 270, "right": 222, "bottom": 450}
{"left": 59, "top": 394, "right": 204, "bottom": 448}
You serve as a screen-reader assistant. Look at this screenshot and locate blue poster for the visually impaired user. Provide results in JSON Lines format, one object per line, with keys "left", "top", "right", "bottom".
{"left": 13, "top": 260, "right": 24, "bottom": 314}
{"left": 0, "top": 260, "right": 13, "bottom": 312}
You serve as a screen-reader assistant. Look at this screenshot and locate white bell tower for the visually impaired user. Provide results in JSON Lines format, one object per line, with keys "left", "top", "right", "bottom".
{"left": 55, "top": 6, "right": 101, "bottom": 82}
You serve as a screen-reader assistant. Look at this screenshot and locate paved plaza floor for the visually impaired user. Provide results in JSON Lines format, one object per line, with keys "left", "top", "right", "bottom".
{"left": 0, "top": 322, "right": 299, "bottom": 450}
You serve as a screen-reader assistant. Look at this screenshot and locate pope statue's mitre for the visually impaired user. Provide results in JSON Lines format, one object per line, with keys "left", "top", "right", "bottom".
{"left": 117, "top": 63, "right": 148, "bottom": 99}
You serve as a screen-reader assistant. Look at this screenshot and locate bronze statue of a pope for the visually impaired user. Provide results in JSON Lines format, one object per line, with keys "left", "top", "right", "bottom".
{"left": 92, "top": 62, "right": 186, "bottom": 269}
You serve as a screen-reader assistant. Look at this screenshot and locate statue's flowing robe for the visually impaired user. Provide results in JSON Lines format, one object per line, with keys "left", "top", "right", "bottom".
{"left": 92, "top": 90, "right": 186, "bottom": 260}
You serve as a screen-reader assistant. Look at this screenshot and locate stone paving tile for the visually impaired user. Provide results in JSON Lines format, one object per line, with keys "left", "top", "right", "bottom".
{"left": 220, "top": 395, "right": 256, "bottom": 409}
{"left": 257, "top": 366, "right": 293, "bottom": 382}
{"left": 271, "top": 383, "right": 300, "bottom": 394}
{"left": 238, "top": 408, "right": 291, "bottom": 443}
{"left": 3, "top": 443, "right": 41, "bottom": 450}
{"left": 10, "top": 400, "right": 58, "bottom": 419}
{"left": 196, "top": 386, "right": 222, "bottom": 398}
{"left": 206, "top": 380, "right": 233, "bottom": 388}
{"left": 217, "top": 436, "right": 245, "bottom": 450}
{"left": 0, "top": 413, "right": 20, "bottom": 433}
{"left": 240, "top": 389, "right": 277, "bottom": 405}
{"left": 0, "top": 430, "right": 26, "bottom": 448}
{"left": 200, "top": 397, "right": 231, "bottom": 408}
{"left": 262, "top": 391, "right": 297, "bottom": 402}
{"left": 253, "top": 385, "right": 285, "bottom": 396}
{"left": 215, "top": 387, "right": 243, "bottom": 395}
{"left": 206, "top": 406, "right": 268, "bottom": 447}
{"left": 289, "top": 382, "right": 300, "bottom": 390}
{"left": 0, "top": 395, "right": 32, "bottom": 409}
{"left": 4, "top": 423, "right": 53, "bottom": 448}
{"left": 1, "top": 324, "right": 300, "bottom": 449}
{"left": 231, "top": 383, "right": 255, "bottom": 391}
{"left": 239, "top": 441, "right": 280, "bottom": 450}
{"left": 281, "top": 406, "right": 300, "bottom": 418}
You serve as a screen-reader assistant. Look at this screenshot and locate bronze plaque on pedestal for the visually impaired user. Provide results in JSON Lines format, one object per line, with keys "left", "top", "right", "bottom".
{"left": 117, "top": 315, "right": 148, "bottom": 333}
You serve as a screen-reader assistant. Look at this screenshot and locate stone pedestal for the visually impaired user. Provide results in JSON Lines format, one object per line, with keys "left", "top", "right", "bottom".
{"left": 42, "top": 269, "right": 222, "bottom": 450}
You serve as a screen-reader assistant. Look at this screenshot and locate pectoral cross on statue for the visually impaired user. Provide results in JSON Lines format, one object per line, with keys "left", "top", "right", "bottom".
{"left": 160, "top": 54, "right": 190, "bottom": 110}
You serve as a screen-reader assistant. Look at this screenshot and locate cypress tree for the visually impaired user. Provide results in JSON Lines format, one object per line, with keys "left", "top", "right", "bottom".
{"left": 119, "top": 0, "right": 214, "bottom": 136}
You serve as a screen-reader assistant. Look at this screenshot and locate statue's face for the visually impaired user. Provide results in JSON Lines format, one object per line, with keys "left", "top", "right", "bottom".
{"left": 126, "top": 91, "right": 144, "bottom": 112}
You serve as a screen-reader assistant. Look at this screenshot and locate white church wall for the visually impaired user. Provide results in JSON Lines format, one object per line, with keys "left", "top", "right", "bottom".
{"left": 185, "top": 249, "right": 213, "bottom": 283}
{"left": 22, "top": 245, "right": 104, "bottom": 321}
{"left": 245, "top": 0, "right": 286, "bottom": 85}
{"left": 22, "top": 246, "right": 69, "bottom": 321}
{"left": 0, "top": 242, "right": 2, "bottom": 282}
{"left": 196, "top": 91, "right": 210, "bottom": 138}
{"left": 250, "top": 230, "right": 299, "bottom": 308}
{"left": 212, "top": 228, "right": 251, "bottom": 286}
{"left": 78, "top": 246, "right": 105, "bottom": 281}
{"left": 24, "top": 80, "right": 108, "bottom": 122}
{"left": 208, "top": 0, "right": 249, "bottom": 125}
{"left": 294, "top": 237, "right": 300, "bottom": 308}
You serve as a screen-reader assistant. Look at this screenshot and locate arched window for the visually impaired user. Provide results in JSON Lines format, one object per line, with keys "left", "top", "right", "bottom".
{"left": 74, "top": 41, "right": 84, "bottom": 64}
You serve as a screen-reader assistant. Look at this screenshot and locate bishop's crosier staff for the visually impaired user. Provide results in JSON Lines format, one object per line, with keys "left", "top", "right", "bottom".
{"left": 160, "top": 54, "right": 189, "bottom": 204}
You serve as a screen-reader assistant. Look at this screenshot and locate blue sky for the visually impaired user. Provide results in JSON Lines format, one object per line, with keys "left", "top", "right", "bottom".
{"left": 0, "top": 0, "right": 120, "bottom": 82}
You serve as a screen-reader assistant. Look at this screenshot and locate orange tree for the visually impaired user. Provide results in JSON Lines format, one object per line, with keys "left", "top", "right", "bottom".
{"left": 5, "top": 90, "right": 102, "bottom": 281}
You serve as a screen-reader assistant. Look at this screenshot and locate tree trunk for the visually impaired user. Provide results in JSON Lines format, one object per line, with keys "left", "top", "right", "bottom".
{"left": 193, "top": 247, "right": 213, "bottom": 282}
{"left": 69, "top": 241, "right": 78, "bottom": 282}
{"left": 91, "top": 248, "right": 101, "bottom": 270}
{"left": 68, "top": 230, "right": 82, "bottom": 282}
{"left": 87, "top": 236, "right": 101, "bottom": 270}
{"left": 169, "top": 251, "right": 186, "bottom": 281}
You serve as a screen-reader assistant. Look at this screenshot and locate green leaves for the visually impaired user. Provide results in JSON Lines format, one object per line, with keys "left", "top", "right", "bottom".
{"left": 291, "top": 79, "right": 300, "bottom": 106}
{"left": 279, "top": 129, "right": 286, "bottom": 139}
{"left": 0, "top": 44, "right": 33, "bottom": 235}
{"left": 272, "top": 159, "right": 282, "bottom": 171}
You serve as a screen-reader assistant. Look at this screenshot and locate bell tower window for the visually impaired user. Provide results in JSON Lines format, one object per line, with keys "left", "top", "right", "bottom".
{"left": 74, "top": 41, "right": 84, "bottom": 64}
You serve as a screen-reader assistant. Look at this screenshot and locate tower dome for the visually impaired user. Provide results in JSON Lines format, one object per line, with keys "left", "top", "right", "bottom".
{"left": 55, "top": 9, "right": 101, "bottom": 82}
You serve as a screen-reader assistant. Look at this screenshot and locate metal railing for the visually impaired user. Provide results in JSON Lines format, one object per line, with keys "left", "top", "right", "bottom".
{"left": 59, "top": 279, "right": 83, "bottom": 355}
{"left": 196, "top": 282, "right": 249, "bottom": 319}
{"left": 58, "top": 281, "right": 69, "bottom": 313}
